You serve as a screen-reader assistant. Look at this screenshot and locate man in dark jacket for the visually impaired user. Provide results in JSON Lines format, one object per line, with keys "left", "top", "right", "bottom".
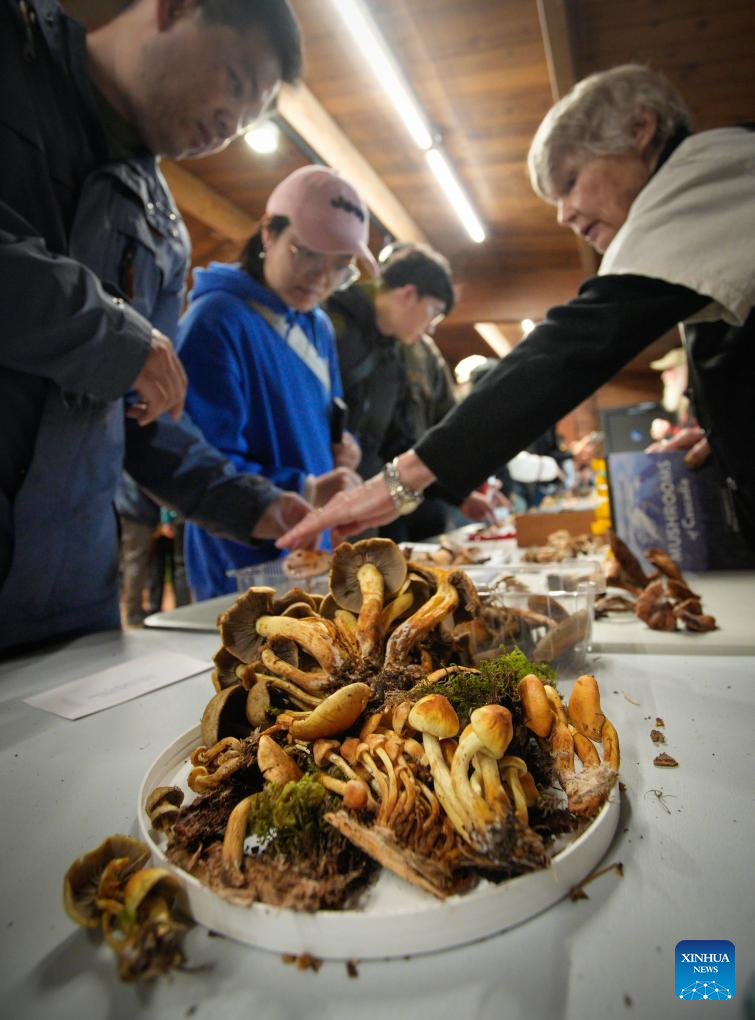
{"left": 0, "top": 0, "right": 307, "bottom": 651}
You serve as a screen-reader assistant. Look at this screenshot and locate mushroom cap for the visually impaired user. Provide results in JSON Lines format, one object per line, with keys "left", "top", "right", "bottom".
{"left": 212, "top": 645, "right": 244, "bottom": 691}
{"left": 257, "top": 734, "right": 303, "bottom": 784}
{"left": 312, "top": 737, "right": 340, "bottom": 766}
{"left": 63, "top": 835, "right": 150, "bottom": 927}
{"left": 122, "top": 867, "right": 181, "bottom": 918}
{"left": 201, "top": 683, "right": 252, "bottom": 746}
{"left": 218, "top": 587, "right": 276, "bottom": 663}
{"left": 329, "top": 539, "right": 408, "bottom": 612}
{"left": 273, "top": 588, "right": 319, "bottom": 614}
{"left": 408, "top": 693, "right": 460, "bottom": 740}
{"left": 470, "top": 704, "right": 513, "bottom": 758}
{"left": 289, "top": 682, "right": 371, "bottom": 741}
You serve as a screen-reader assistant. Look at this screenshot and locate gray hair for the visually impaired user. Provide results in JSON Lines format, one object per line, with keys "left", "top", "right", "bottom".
{"left": 527, "top": 64, "right": 693, "bottom": 203}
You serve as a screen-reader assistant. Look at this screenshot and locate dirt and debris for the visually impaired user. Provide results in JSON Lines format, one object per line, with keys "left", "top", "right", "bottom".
{"left": 650, "top": 729, "right": 666, "bottom": 744}
{"left": 568, "top": 861, "right": 624, "bottom": 901}
{"left": 655, "top": 717, "right": 665, "bottom": 728}
{"left": 645, "top": 789, "right": 674, "bottom": 815}
{"left": 282, "top": 952, "right": 323, "bottom": 972}
{"left": 346, "top": 959, "right": 359, "bottom": 978}
{"left": 653, "top": 753, "right": 679, "bottom": 768}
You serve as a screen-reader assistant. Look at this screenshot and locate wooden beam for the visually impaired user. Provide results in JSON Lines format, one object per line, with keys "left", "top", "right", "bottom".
{"left": 535, "top": 0, "right": 598, "bottom": 277}
{"left": 277, "top": 81, "right": 428, "bottom": 245}
{"left": 536, "top": 0, "right": 577, "bottom": 102}
{"left": 450, "top": 269, "right": 585, "bottom": 324}
{"left": 160, "top": 161, "right": 258, "bottom": 243}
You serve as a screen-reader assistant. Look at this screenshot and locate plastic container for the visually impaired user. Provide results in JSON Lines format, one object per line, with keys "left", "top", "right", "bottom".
{"left": 227, "top": 559, "right": 330, "bottom": 597}
{"left": 484, "top": 559, "right": 606, "bottom": 675}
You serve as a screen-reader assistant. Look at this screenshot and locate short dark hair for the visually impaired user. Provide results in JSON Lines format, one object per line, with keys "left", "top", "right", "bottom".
{"left": 239, "top": 214, "right": 289, "bottom": 281}
{"left": 380, "top": 243, "right": 455, "bottom": 314}
{"left": 199, "top": 0, "right": 303, "bottom": 84}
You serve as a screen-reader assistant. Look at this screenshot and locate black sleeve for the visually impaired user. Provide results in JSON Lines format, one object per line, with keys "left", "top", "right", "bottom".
{"left": 415, "top": 274, "right": 710, "bottom": 499}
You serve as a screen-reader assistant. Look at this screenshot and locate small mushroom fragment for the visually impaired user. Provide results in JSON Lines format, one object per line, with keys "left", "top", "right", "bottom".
{"left": 280, "top": 682, "right": 371, "bottom": 741}
{"left": 532, "top": 608, "right": 590, "bottom": 663}
{"left": 329, "top": 539, "right": 408, "bottom": 660}
{"left": 212, "top": 645, "right": 244, "bottom": 691}
{"left": 257, "top": 734, "right": 303, "bottom": 785}
{"left": 449, "top": 705, "right": 514, "bottom": 851}
{"left": 407, "top": 694, "right": 470, "bottom": 840}
{"left": 64, "top": 835, "right": 150, "bottom": 928}
{"left": 384, "top": 568, "right": 460, "bottom": 667}
{"left": 145, "top": 786, "right": 185, "bottom": 833}
{"left": 518, "top": 674, "right": 555, "bottom": 737}
{"left": 200, "top": 683, "right": 251, "bottom": 746}
{"left": 255, "top": 615, "right": 347, "bottom": 674}
{"left": 218, "top": 586, "right": 276, "bottom": 662}
{"left": 108, "top": 867, "right": 185, "bottom": 981}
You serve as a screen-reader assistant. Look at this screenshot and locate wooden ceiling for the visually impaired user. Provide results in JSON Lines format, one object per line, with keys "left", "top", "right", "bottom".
{"left": 66, "top": 0, "right": 755, "bottom": 407}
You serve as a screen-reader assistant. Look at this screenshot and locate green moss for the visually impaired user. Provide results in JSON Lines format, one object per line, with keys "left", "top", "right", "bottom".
{"left": 479, "top": 647, "right": 556, "bottom": 702}
{"left": 246, "top": 774, "right": 329, "bottom": 857}
{"left": 404, "top": 648, "right": 555, "bottom": 725}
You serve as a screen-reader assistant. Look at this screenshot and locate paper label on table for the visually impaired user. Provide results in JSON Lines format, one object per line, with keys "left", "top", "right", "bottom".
{"left": 24, "top": 651, "right": 210, "bottom": 719}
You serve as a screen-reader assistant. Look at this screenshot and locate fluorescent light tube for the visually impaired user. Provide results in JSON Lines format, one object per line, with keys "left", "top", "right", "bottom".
{"left": 425, "top": 148, "right": 486, "bottom": 243}
{"left": 475, "top": 322, "right": 511, "bottom": 357}
{"left": 244, "top": 122, "right": 280, "bottom": 154}
{"left": 330, "top": 0, "right": 434, "bottom": 151}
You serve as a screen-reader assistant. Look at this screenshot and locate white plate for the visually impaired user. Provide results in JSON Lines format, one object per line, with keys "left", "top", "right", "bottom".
{"left": 138, "top": 725, "right": 621, "bottom": 959}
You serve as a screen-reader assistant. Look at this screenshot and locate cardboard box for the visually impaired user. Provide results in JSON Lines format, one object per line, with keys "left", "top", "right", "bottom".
{"left": 607, "top": 451, "right": 755, "bottom": 571}
{"left": 514, "top": 508, "right": 597, "bottom": 548}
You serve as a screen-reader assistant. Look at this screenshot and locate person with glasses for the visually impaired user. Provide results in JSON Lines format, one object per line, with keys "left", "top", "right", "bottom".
{"left": 175, "top": 165, "right": 374, "bottom": 599}
{"left": 325, "top": 243, "right": 499, "bottom": 539}
{"left": 325, "top": 243, "right": 454, "bottom": 489}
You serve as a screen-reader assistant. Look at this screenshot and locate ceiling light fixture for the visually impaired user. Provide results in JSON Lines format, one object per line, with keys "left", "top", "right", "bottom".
{"left": 244, "top": 122, "right": 280, "bottom": 154}
{"left": 426, "top": 149, "right": 486, "bottom": 243}
{"left": 330, "top": 0, "right": 486, "bottom": 245}
{"left": 330, "top": 0, "right": 434, "bottom": 151}
{"left": 474, "top": 322, "right": 511, "bottom": 357}
{"left": 521, "top": 318, "right": 535, "bottom": 336}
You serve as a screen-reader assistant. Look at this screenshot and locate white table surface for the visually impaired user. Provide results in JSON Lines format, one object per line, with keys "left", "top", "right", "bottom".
{"left": 1, "top": 626, "right": 753, "bottom": 1020}
{"left": 592, "top": 570, "right": 755, "bottom": 656}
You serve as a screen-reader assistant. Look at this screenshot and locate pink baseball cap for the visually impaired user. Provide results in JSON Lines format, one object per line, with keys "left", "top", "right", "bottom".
{"left": 266, "top": 165, "right": 378, "bottom": 275}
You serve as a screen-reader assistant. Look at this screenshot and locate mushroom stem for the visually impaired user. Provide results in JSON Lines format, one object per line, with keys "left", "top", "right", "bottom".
{"left": 501, "top": 755, "right": 529, "bottom": 825}
{"left": 221, "top": 795, "right": 255, "bottom": 882}
{"left": 259, "top": 647, "right": 331, "bottom": 693}
{"left": 384, "top": 573, "right": 459, "bottom": 667}
{"left": 256, "top": 615, "right": 346, "bottom": 673}
{"left": 355, "top": 561, "right": 385, "bottom": 660}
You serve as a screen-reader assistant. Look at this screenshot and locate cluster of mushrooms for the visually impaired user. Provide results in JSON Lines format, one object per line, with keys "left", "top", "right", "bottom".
{"left": 64, "top": 538, "right": 621, "bottom": 979}
{"left": 152, "top": 540, "right": 619, "bottom": 899}
{"left": 601, "top": 532, "right": 717, "bottom": 632}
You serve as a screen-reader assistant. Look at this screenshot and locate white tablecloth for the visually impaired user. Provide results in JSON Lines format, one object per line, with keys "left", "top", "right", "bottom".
{"left": 0, "top": 627, "right": 752, "bottom": 1019}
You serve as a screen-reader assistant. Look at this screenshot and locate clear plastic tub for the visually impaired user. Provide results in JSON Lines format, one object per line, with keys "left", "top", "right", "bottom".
{"left": 483, "top": 559, "right": 605, "bottom": 675}
{"left": 226, "top": 559, "right": 330, "bottom": 597}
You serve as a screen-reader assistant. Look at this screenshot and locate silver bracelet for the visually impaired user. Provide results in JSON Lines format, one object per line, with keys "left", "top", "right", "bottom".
{"left": 381, "top": 458, "right": 424, "bottom": 516}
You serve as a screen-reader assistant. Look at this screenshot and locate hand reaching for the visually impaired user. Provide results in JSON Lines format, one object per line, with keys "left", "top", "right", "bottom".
{"left": 128, "top": 329, "right": 187, "bottom": 425}
{"left": 251, "top": 491, "right": 314, "bottom": 541}
{"left": 311, "top": 466, "right": 362, "bottom": 507}
{"left": 645, "top": 425, "right": 710, "bottom": 469}
{"left": 331, "top": 430, "right": 361, "bottom": 471}
{"left": 277, "top": 473, "right": 399, "bottom": 550}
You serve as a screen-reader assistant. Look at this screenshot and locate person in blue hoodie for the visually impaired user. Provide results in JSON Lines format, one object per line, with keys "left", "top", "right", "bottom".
{"left": 176, "top": 166, "right": 375, "bottom": 599}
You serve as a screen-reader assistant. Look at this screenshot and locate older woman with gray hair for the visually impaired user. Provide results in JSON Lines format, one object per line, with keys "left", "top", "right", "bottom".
{"left": 279, "top": 64, "right": 755, "bottom": 552}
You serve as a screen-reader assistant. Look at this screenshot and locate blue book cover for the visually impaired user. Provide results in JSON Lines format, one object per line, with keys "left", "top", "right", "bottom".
{"left": 607, "top": 451, "right": 754, "bottom": 571}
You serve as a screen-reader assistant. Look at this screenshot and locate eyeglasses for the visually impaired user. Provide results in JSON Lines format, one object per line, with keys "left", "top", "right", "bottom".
{"left": 288, "top": 241, "right": 361, "bottom": 291}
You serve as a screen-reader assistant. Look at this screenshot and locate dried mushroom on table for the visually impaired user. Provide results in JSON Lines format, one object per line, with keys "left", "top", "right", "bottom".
{"left": 602, "top": 533, "right": 717, "bottom": 633}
